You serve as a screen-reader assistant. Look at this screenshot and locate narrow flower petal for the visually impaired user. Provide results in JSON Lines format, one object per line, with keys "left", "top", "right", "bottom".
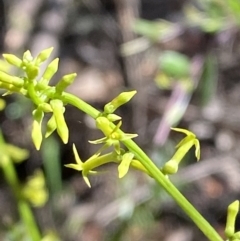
{"left": 171, "top": 127, "right": 195, "bottom": 137}
{"left": 88, "top": 137, "right": 107, "bottom": 144}
{"left": 45, "top": 115, "right": 57, "bottom": 138}
{"left": 83, "top": 172, "right": 91, "bottom": 188}
{"left": 194, "top": 139, "right": 200, "bottom": 161}
{"left": 118, "top": 153, "right": 134, "bottom": 178}
{"left": 64, "top": 163, "right": 82, "bottom": 171}
{"left": 72, "top": 144, "right": 83, "bottom": 165}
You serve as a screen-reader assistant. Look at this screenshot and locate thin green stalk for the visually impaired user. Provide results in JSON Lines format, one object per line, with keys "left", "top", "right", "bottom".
{"left": 18, "top": 200, "right": 41, "bottom": 241}
{"left": 123, "top": 140, "right": 223, "bottom": 241}
{"left": 0, "top": 132, "right": 41, "bottom": 241}
{"left": 82, "top": 152, "right": 118, "bottom": 172}
{"left": 42, "top": 136, "right": 62, "bottom": 197}
{"left": 62, "top": 92, "right": 100, "bottom": 118}
{"left": 64, "top": 92, "right": 224, "bottom": 241}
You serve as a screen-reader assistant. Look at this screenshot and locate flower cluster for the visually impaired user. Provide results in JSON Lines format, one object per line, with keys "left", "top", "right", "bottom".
{"left": 2, "top": 48, "right": 76, "bottom": 149}
{"left": 65, "top": 90, "right": 149, "bottom": 187}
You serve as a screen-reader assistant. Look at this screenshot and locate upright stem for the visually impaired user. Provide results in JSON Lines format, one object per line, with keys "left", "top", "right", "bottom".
{"left": 64, "top": 92, "right": 224, "bottom": 241}
{"left": 123, "top": 140, "right": 224, "bottom": 241}
{"left": 0, "top": 132, "right": 41, "bottom": 241}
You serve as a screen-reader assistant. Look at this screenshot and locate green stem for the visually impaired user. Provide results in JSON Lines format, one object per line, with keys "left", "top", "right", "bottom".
{"left": 63, "top": 92, "right": 224, "bottom": 241}
{"left": 0, "top": 132, "right": 41, "bottom": 241}
{"left": 62, "top": 92, "right": 100, "bottom": 118}
{"left": 123, "top": 140, "right": 223, "bottom": 241}
{"left": 27, "top": 82, "right": 43, "bottom": 105}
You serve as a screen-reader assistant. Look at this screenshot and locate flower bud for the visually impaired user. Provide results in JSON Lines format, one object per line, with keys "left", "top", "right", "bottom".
{"left": 32, "top": 109, "right": 44, "bottom": 150}
{"left": 107, "top": 113, "right": 122, "bottom": 122}
{"left": 50, "top": 100, "right": 69, "bottom": 144}
{"left": 41, "top": 58, "right": 59, "bottom": 84}
{"left": 225, "top": 200, "right": 239, "bottom": 238}
{"left": 0, "top": 71, "right": 24, "bottom": 87}
{"left": 22, "top": 50, "right": 33, "bottom": 65}
{"left": 55, "top": 73, "right": 77, "bottom": 94}
{"left": 38, "top": 103, "right": 53, "bottom": 113}
{"left": 96, "top": 117, "right": 113, "bottom": 136}
{"left": 35, "top": 47, "right": 53, "bottom": 65}
{"left": 162, "top": 159, "right": 178, "bottom": 174}
{"left": 45, "top": 115, "right": 57, "bottom": 138}
{"left": 104, "top": 90, "right": 137, "bottom": 114}
{"left": 26, "top": 64, "right": 39, "bottom": 80}
{"left": 3, "top": 54, "right": 22, "bottom": 68}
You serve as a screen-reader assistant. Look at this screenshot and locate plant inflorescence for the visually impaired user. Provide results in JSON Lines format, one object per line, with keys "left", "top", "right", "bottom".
{"left": 0, "top": 48, "right": 239, "bottom": 241}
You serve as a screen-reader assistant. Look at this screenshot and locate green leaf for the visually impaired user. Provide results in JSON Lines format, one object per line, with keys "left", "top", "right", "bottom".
{"left": 197, "top": 52, "right": 218, "bottom": 106}
{"left": 159, "top": 51, "right": 190, "bottom": 78}
{"left": 228, "top": 0, "right": 240, "bottom": 25}
{"left": 133, "top": 19, "right": 173, "bottom": 41}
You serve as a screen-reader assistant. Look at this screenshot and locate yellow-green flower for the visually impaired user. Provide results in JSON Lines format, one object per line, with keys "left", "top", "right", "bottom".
{"left": 163, "top": 128, "right": 200, "bottom": 175}
{"left": 22, "top": 170, "right": 48, "bottom": 207}
{"left": 90, "top": 117, "right": 137, "bottom": 154}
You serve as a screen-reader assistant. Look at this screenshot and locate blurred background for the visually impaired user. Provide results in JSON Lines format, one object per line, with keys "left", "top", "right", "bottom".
{"left": 1, "top": 0, "right": 240, "bottom": 240}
